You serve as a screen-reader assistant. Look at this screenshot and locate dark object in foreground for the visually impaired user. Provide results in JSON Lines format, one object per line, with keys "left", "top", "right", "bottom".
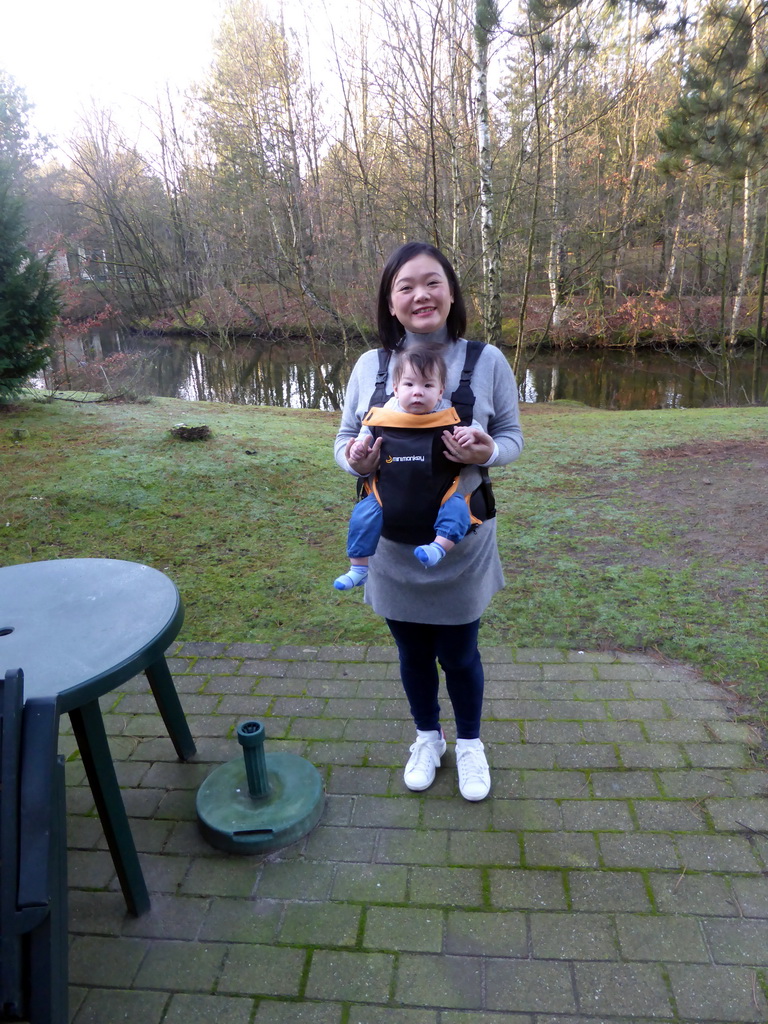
{"left": 197, "top": 720, "right": 325, "bottom": 854}
{"left": 0, "top": 557, "right": 196, "bottom": 917}
{"left": 0, "top": 668, "right": 68, "bottom": 1024}
{"left": 170, "top": 423, "right": 211, "bottom": 441}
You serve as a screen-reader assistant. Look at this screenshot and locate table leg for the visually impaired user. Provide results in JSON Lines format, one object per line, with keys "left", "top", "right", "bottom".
{"left": 144, "top": 657, "right": 196, "bottom": 761}
{"left": 68, "top": 701, "right": 150, "bottom": 917}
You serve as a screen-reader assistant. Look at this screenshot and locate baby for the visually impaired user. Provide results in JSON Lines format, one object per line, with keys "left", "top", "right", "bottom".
{"left": 334, "top": 345, "right": 482, "bottom": 590}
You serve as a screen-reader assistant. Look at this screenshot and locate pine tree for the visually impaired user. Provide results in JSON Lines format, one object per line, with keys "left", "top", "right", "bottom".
{"left": 0, "top": 161, "right": 60, "bottom": 401}
{"left": 657, "top": 2, "right": 764, "bottom": 175}
{"left": 658, "top": 0, "right": 768, "bottom": 347}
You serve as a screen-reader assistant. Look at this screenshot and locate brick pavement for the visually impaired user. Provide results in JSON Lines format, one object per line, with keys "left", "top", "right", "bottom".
{"left": 60, "top": 643, "right": 768, "bottom": 1023}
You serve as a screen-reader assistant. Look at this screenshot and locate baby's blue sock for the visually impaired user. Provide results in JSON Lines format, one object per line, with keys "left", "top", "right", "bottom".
{"left": 334, "top": 565, "right": 369, "bottom": 590}
{"left": 414, "top": 542, "right": 447, "bottom": 567}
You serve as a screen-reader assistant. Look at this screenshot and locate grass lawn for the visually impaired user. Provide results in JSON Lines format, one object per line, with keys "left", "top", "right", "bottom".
{"left": 2, "top": 393, "right": 767, "bottom": 703}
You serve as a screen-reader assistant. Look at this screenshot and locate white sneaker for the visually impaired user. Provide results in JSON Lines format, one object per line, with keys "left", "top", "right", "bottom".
{"left": 456, "top": 742, "right": 491, "bottom": 801}
{"left": 403, "top": 729, "right": 447, "bottom": 791}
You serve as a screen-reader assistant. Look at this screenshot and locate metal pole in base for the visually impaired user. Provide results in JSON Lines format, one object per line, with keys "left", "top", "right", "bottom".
{"left": 237, "top": 720, "right": 270, "bottom": 799}
{"left": 196, "top": 720, "right": 325, "bottom": 855}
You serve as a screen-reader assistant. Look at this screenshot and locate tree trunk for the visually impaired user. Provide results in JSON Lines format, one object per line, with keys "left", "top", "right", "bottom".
{"left": 663, "top": 176, "right": 688, "bottom": 297}
{"left": 475, "top": 0, "right": 501, "bottom": 345}
{"left": 730, "top": 166, "right": 757, "bottom": 346}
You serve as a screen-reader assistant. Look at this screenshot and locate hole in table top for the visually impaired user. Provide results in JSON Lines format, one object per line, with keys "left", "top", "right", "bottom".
{"left": 0, "top": 627, "right": 14, "bottom": 636}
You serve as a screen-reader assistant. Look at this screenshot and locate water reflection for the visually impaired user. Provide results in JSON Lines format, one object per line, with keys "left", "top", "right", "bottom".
{"left": 171, "top": 344, "right": 348, "bottom": 409}
{"left": 519, "top": 347, "right": 765, "bottom": 409}
{"left": 45, "top": 332, "right": 349, "bottom": 410}
{"left": 41, "top": 330, "right": 766, "bottom": 410}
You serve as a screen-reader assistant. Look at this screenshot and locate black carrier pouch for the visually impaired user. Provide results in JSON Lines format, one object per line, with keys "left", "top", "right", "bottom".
{"left": 356, "top": 348, "right": 392, "bottom": 501}
{"left": 368, "top": 347, "right": 392, "bottom": 408}
{"left": 449, "top": 340, "right": 496, "bottom": 526}
{"left": 449, "top": 339, "right": 483, "bottom": 423}
{"left": 358, "top": 341, "right": 497, "bottom": 524}
{"left": 469, "top": 469, "right": 496, "bottom": 523}
{"left": 354, "top": 350, "right": 391, "bottom": 501}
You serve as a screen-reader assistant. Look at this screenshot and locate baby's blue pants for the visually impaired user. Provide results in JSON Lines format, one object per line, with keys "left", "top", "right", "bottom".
{"left": 347, "top": 492, "right": 470, "bottom": 558}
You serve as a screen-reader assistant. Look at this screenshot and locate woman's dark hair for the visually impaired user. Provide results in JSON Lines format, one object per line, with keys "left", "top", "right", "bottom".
{"left": 376, "top": 241, "right": 467, "bottom": 351}
{"left": 392, "top": 344, "right": 448, "bottom": 387}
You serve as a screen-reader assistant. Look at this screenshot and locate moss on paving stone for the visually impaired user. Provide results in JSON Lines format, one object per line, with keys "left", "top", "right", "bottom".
{"left": 66, "top": 645, "right": 768, "bottom": 1024}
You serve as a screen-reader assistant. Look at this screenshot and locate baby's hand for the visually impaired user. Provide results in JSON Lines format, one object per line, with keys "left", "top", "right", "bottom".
{"left": 452, "top": 425, "right": 482, "bottom": 447}
{"left": 345, "top": 434, "right": 383, "bottom": 475}
{"left": 443, "top": 425, "right": 494, "bottom": 464}
{"left": 349, "top": 438, "right": 371, "bottom": 462}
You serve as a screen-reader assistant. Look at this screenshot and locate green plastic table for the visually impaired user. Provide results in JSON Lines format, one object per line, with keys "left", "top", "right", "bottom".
{"left": 0, "top": 558, "right": 195, "bottom": 916}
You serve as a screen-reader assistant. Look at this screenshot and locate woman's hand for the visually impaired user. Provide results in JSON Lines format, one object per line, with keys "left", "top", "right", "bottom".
{"left": 443, "top": 426, "right": 495, "bottom": 465}
{"left": 345, "top": 435, "right": 383, "bottom": 475}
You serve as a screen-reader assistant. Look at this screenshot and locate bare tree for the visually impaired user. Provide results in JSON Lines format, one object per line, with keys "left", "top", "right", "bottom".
{"left": 475, "top": 0, "right": 502, "bottom": 343}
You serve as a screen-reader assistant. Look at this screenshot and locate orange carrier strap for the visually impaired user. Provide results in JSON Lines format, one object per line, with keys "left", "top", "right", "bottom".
{"left": 362, "top": 406, "right": 461, "bottom": 430}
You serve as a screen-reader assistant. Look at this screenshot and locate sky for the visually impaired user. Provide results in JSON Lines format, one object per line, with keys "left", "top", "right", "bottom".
{"left": 0, "top": 0, "right": 228, "bottom": 146}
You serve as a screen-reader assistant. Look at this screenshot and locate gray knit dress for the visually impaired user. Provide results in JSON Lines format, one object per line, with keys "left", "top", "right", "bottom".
{"left": 334, "top": 331, "right": 524, "bottom": 625}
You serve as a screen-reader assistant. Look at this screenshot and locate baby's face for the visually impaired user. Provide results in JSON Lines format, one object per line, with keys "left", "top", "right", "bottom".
{"left": 393, "top": 362, "right": 444, "bottom": 414}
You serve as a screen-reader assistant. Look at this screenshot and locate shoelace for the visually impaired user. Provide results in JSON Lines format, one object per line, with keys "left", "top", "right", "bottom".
{"left": 408, "top": 741, "right": 438, "bottom": 771}
{"left": 457, "top": 746, "right": 488, "bottom": 782}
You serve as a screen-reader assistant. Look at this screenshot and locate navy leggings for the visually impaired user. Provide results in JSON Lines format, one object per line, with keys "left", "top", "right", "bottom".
{"left": 385, "top": 618, "right": 484, "bottom": 739}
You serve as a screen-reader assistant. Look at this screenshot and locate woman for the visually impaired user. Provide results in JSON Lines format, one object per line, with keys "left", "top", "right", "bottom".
{"left": 334, "top": 242, "right": 524, "bottom": 801}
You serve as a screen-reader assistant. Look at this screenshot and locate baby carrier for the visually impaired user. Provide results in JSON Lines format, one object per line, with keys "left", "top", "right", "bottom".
{"left": 358, "top": 340, "right": 496, "bottom": 546}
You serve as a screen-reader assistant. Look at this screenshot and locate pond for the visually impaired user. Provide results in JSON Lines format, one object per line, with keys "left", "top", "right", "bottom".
{"left": 43, "top": 330, "right": 767, "bottom": 410}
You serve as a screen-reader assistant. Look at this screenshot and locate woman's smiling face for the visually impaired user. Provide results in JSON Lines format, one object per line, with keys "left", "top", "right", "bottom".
{"left": 388, "top": 254, "right": 454, "bottom": 335}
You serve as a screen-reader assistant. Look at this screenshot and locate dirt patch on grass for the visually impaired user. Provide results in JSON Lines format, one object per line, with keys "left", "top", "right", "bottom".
{"left": 639, "top": 440, "right": 768, "bottom": 565}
